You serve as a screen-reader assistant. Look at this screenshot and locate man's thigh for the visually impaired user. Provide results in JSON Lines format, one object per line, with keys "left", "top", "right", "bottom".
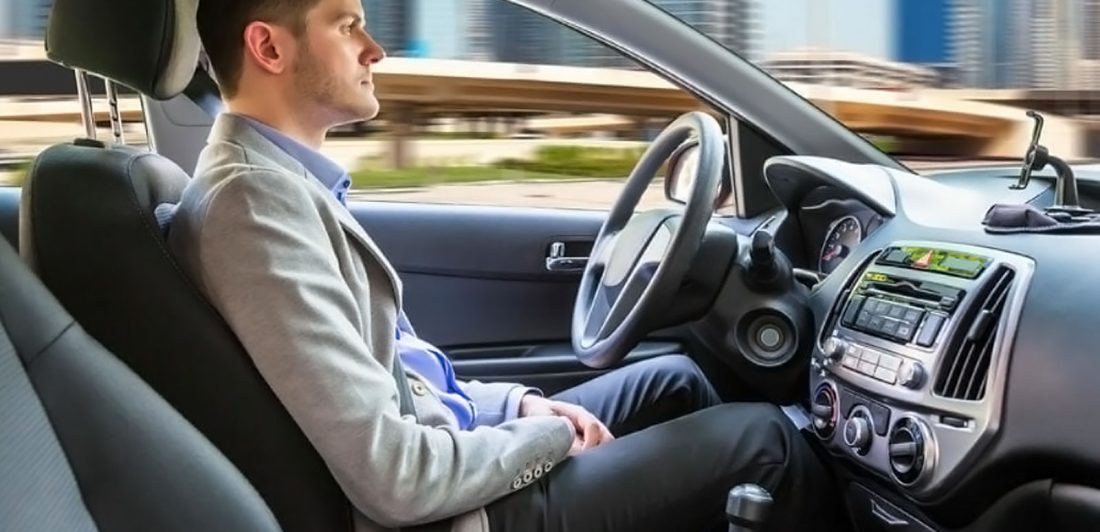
{"left": 550, "top": 355, "right": 722, "bottom": 436}
{"left": 484, "top": 403, "right": 832, "bottom": 532}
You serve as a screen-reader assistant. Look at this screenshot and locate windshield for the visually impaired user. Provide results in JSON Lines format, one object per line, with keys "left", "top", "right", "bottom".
{"left": 1, "top": 0, "right": 1097, "bottom": 204}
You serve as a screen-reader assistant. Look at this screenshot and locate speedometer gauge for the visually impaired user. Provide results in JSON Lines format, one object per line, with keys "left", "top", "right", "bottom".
{"left": 819, "top": 215, "right": 862, "bottom": 274}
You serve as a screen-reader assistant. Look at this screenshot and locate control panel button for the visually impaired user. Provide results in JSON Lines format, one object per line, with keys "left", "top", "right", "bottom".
{"left": 895, "top": 323, "right": 915, "bottom": 342}
{"left": 842, "top": 296, "right": 865, "bottom": 326}
{"left": 878, "top": 354, "right": 902, "bottom": 371}
{"left": 874, "top": 367, "right": 898, "bottom": 384}
{"left": 887, "top": 304, "right": 906, "bottom": 319}
{"left": 881, "top": 319, "right": 899, "bottom": 336}
{"left": 904, "top": 308, "right": 923, "bottom": 323}
{"left": 857, "top": 360, "right": 877, "bottom": 376}
{"left": 868, "top": 315, "right": 885, "bottom": 331}
{"left": 855, "top": 311, "right": 872, "bottom": 328}
{"left": 859, "top": 350, "right": 880, "bottom": 365}
{"left": 869, "top": 403, "right": 891, "bottom": 436}
{"left": 842, "top": 355, "right": 860, "bottom": 369}
{"left": 916, "top": 313, "right": 946, "bottom": 347}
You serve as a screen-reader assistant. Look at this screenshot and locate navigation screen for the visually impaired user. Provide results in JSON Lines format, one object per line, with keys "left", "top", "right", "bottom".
{"left": 879, "top": 247, "right": 990, "bottom": 279}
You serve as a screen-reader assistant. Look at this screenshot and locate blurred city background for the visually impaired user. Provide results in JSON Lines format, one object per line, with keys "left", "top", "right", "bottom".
{"left": 2, "top": 0, "right": 1100, "bottom": 208}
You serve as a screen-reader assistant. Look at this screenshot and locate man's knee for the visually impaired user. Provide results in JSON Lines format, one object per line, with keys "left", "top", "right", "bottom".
{"left": 643, "top": 354, "right": 707, "bottom": 388}
{"left": 706, "top": 403, "right": 796, "bottom": 464}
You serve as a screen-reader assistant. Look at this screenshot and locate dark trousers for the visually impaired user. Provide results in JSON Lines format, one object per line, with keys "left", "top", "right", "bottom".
{"left": 483, "top": 355, "right": 834, "bottom": 532}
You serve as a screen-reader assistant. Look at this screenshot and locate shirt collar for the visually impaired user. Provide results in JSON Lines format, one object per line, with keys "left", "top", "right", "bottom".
{"left": 235, "top": 114, "right": 351, "bottom": 198}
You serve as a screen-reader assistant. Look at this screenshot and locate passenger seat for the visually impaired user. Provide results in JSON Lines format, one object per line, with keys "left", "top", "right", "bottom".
{"left": 0, "top": 236, "right": 280, "bottom": 532}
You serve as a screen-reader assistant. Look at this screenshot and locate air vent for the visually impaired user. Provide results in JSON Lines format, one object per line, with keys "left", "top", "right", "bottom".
{"left": 934, "top": 266, "right": 1015, "bottom": 401}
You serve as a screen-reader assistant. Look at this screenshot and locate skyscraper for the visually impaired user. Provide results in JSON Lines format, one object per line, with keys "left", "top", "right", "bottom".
{"left": 950, "top": 0, "right": 1023, "bottom": 88}
{"left": 895, "top": 0, "right": 949, "bottom": 65}
{"left": 9, "top": 0, "right": 52, "bottom": 39}
{"left": 363, "top": 0, "right": 411, "bottom": 56}
{"left": 579, "top": 0, "right": 757, "bottom": 67}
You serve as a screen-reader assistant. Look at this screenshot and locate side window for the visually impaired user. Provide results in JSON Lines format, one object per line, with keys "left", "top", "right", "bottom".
{"left": 344, "top": 0, "right": 722, "bottom": 210}
{"left": 0, "top": 39, "right": 148, "bottom": 189}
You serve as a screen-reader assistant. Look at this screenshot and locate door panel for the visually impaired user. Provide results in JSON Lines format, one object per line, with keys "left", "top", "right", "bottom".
{"left": 349, "top": 201, "right": 603, "bottom": 347}
{"left": 450, "top": 341, "right": 682, "bottom": 396}
{"left": 347, "top": 200, "right": 682, "bottom": 390}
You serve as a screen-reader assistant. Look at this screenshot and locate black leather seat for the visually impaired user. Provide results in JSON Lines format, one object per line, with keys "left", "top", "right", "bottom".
{"left": 21, "top": 1, "right": 357, "bottom": 530}
{"left": 0, "top": 237, "right": 280, "bottom": 532}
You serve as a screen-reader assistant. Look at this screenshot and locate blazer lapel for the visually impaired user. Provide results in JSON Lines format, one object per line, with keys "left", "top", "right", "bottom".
{"left": 207, "top": 113, "right": 404, "bottom": 310}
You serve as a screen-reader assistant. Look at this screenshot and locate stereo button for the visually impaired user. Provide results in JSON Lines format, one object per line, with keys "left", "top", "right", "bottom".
{"left": 855, "top": 311, "right": 872, "bottom": 328}
{"left": 858, "top": 361, "right": 877, "bottom": 376}
{"left": 882, "top": 319, "right": 899, "bottom": 336}
{"left": 895, "top": 323, "right": 915, "bottom": 342}
{"left": 859, "top": 350, "right": 880, "bottom": 365}
{"left": 843, "top": 355, "right": 861, "bottom": 369}
{"left": 887, "top": 305, "right": 906, "bottom": 319}
{"left": 843, "top": 296, "right": 865, "bottom": 326}
{"left": 916, "top": 313, "right": 946, "bottom": 347}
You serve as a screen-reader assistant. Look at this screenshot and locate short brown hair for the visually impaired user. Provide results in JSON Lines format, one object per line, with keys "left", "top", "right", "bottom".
{"left": 197, "top": 0, "right": 322, "bottom": 98}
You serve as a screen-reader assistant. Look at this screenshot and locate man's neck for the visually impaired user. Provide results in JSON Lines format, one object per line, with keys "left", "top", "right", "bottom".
{"left": 225, "top": 100, "right": 327, "bottom": 150}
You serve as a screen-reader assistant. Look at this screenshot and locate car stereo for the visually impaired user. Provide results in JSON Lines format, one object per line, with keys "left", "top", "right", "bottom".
{"left": 811, "top": 241, "right": 1034, "bottom": 498}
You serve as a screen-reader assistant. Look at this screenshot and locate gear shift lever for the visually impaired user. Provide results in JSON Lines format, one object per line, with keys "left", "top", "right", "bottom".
{"left": 727, "top": 484, "right": 772, "bottom": 532}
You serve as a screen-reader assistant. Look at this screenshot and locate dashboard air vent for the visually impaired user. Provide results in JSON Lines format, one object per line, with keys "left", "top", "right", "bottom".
{"left": 934, "top": 266, "right": 1015, "bottom": 401}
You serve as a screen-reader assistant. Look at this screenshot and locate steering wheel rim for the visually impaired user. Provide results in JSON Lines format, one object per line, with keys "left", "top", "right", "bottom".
{"left": 571, "top": 111, "right": 725, "bottom": 368}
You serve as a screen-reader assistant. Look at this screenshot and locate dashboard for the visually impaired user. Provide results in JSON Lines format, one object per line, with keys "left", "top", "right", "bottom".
{"left": 758, "top": 157, "right": 1100, "bottom": 531}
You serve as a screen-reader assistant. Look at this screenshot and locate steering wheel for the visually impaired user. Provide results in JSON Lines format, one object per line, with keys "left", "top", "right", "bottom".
{"left": 572, "top": 111, "right": 726, "bottom": 368}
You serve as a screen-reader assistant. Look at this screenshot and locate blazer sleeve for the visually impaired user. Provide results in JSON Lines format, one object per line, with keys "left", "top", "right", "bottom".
{"left": 187, "top": 171, "right": 574, "bottom": 527}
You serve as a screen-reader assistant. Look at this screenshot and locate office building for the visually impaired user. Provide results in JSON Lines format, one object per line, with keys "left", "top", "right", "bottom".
{"left": 363, "top": 0, "right": 411, "bottom": 56}
{"left": 9, "top": 0, "right": 52, "bottom": 39}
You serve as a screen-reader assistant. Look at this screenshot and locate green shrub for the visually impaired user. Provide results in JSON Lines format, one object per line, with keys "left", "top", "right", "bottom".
{"left": 493, "top": 146, "right": 645, "bottom": 178}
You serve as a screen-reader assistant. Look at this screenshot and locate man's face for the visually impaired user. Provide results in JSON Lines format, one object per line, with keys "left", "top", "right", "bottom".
{"left": 289, "top": 0, "right": 385, "bottom": 126}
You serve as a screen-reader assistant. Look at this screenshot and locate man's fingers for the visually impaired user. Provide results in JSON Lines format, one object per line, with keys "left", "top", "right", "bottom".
{"left": 581, "top": 418, "right": 601, "bottom": 449}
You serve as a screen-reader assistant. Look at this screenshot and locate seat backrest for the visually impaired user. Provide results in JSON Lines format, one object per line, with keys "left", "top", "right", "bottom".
{"left": 19, "top": 1, "right": 356, "bottom": 530}
{"left": 0, "top": 235, "right": 280, "bottom": 532}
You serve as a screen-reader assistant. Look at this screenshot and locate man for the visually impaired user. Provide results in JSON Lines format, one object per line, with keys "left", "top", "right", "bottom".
{"left": 170, "top": 0, "right": 834, "bottom": 530}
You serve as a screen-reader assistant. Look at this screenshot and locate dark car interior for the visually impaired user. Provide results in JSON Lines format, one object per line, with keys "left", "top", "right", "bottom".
{"left": 7, "top": 0, "right": 1100, "bottom": 531}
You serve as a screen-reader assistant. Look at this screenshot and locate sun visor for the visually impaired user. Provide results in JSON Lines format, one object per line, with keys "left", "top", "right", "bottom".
{"left": 45, "top": 0, "right": 200, "bottom": 100}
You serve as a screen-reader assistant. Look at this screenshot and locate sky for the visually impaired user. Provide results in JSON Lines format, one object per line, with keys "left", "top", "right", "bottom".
{"left": 757, "top": 0, "right": 894, "bottom": 60}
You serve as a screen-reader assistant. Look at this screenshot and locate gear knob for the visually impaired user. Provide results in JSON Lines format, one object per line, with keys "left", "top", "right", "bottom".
{"left": 727, "top": 483, "right": 773, "bottom": 532}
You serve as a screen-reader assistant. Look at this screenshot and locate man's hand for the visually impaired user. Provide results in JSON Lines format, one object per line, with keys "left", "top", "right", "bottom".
{"left": 520, "top": 395, "right": 615, "bottom": 455}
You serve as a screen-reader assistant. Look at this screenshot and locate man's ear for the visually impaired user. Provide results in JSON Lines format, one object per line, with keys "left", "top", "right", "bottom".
{"left": 242, "top": 21, "right": 292, "bottom": 75}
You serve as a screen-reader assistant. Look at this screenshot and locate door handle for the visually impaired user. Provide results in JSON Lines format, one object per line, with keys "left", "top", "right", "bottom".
{"left": 546, "top": 241, "right": 588, "bottom": 272}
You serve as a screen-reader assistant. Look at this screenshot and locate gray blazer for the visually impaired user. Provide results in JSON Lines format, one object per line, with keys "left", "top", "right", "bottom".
{"left": 168, "top": 114, "right": 574, "bottom": 532}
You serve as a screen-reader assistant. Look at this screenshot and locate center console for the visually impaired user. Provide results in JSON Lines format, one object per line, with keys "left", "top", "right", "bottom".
{"left": 810, "top": 241, "right": 1034, "bottom": 498}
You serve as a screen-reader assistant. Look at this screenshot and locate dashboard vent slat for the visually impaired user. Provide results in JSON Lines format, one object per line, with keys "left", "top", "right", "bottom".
{"left": 934, "top": 266, "right": 1015, "bottom": 401}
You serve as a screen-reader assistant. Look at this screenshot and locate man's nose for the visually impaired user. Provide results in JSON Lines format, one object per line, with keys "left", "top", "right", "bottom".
{"left": 361, "top": 33, "right": 386, "bottom": 65}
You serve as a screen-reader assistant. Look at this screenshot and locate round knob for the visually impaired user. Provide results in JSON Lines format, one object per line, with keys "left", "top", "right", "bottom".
{"left": 810, "top": 385, "right": 837, "bottom": 438}
{"left": 843, "top": 412, "right": 872, "bottom": 454}
{"left": 821, "top": 337, "right": 848, "bottom": 363}
{"left": 889, "top": 417, "right": 934, "bottom": 487}
{"left": 900, "top": 362, "right": 926, "bottom": 389}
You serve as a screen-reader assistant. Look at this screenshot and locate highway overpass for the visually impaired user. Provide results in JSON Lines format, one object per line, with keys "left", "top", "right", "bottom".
{"left": 3, "top": 42, "right": 1099, "bottom": 161}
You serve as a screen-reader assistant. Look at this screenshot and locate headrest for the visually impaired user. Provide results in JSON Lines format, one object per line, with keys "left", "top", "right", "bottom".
{"left": 45, "top": 0, "right": 200, "bottom": 100}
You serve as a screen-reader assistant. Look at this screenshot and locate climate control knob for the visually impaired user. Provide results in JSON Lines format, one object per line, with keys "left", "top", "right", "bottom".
{"left": 889, "top": 416, "right": 934, "bottom": 487}
{"left": 843, "top": 410, "right": 872, "bottom": 455}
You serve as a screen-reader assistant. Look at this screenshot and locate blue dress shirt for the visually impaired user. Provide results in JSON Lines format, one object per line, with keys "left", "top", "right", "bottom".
{"left": 238, "top": 114, "right": 494, "bottom": 429}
